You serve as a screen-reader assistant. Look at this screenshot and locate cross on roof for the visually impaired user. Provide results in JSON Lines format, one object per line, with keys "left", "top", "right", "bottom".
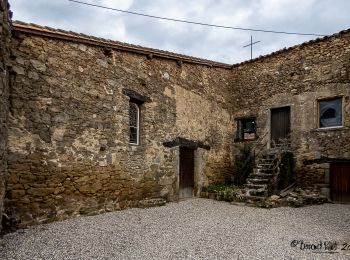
{"left": 243, "top": 36, "right": 261, "bottom": 60}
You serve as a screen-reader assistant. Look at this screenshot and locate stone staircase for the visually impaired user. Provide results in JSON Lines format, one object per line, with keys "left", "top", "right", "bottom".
{"left": 244, "top": 141, "right": 292, "bottom": 202}
{"left": 244, "top": 153, "right": 275, "bottom": 201}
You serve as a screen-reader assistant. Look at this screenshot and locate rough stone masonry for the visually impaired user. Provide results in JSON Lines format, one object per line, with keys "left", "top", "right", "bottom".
{"left": 6, "top": 22, "right": 235, "bottom": 227}
{"left": 230, "top": 32, "right": 350, "bottom": 187}
{"left": 0, "top": 0, "right": 11, "bottom": 231}
{"left": 0, "top": 0, "right": 349, "bottom": 229}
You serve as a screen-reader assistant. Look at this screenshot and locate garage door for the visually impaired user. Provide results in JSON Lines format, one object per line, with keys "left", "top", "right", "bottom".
{"left": 330, "top": 162, "right": 350, "bottom": 203}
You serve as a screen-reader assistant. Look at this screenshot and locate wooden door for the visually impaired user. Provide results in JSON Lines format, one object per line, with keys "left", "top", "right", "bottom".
{"left": 330, "top": 163, "right": 350, "bottom": 203}
{"left": 271, "top": 106, "right": 291, "bottom": 146}
{"left": 179, "top": 148, "right": 195, "bottom": 199}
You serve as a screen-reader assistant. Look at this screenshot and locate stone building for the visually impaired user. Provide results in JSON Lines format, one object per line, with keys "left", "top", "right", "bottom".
{"left": 0, "top": 0, "right": 349, "bottom": 229}
{"left": 0, "top": 0, "right": 12, "bottom": 230}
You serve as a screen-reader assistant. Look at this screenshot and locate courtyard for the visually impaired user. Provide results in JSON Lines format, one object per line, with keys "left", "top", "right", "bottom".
{"left": 0, "top": 198, "right": 349, "bottom": 259}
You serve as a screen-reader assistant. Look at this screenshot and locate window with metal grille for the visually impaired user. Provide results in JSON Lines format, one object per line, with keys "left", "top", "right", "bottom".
{"left": 319, "top": 97, "right": 342, "bottom": 128}
{"left": 129, "top": 102, "right": 139, "bottom": 144}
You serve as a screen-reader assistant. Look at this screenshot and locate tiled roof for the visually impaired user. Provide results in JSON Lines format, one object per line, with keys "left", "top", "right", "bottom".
{"left": 12, "top": 21, "right": 350, "bottom": 69}
{"left": 12, "top": 21, "right": 232, "bottom": 69}
{"left": 232, "top": 28, "right": 350, "bottom": 68}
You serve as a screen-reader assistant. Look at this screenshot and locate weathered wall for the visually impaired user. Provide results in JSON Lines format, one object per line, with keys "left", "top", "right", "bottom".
{"left": 231, "top": 30, "right": 350, "bottom": 188}
{"left": 6, "top": 29, "right": 235, "bottom": 226}
{"left": 5, "top": 19, "right": 350, "bottom": 226}
{"left": 0, "top": 0, "right": 11, "bottom": 231}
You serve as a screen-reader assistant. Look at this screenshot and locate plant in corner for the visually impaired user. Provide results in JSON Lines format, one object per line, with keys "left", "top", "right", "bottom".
{"left": 233, "top": 143, "right": 255, "bottom": 186}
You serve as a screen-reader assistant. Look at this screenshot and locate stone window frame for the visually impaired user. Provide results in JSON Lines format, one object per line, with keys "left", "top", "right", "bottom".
{"left": 317, "top": 96, "right": 344, "bottom": 130}
{"left": 234, "top": 116, "right": 258, "bottom": 142}
{"left": 122, "top": 88, "right": 151, "bottom": 146}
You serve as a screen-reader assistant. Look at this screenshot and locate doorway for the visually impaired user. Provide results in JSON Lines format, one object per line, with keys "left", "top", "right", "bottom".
{"left": 271, "top": 106, "right": 291, "bottom": 146}
{"left": 330, "top": 162, "right": 350, "bottom": 203}
{"left": 179, "top": 147, "right": 195, "bottom": 199}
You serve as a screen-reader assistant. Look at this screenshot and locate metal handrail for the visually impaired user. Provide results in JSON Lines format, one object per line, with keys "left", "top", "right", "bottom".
{"left": 240, "top": 132, "right": 292, "bottom": 176}
{"left": 253, "top": 130, "right": 270, "bottom": 161}
{"left": 240, "top": 130, "right": 269, "bottom": 170}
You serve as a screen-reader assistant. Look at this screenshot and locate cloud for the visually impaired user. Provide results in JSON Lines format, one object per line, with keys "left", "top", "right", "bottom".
{"left": 9, "top": 0, "right": 350, "bottom": 64}
{"left": 100, "top": 0, "right": 133, "bottom": 10}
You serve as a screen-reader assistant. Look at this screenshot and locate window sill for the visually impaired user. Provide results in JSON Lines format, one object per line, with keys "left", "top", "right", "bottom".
{"left": 311, "top": 126, "right": 346, "bottom": 132}
{"left": 234, "top": 137, "right": 259, "bottom": 143}
{"left": 129, "top": 143, "right": 140, "bottom": 151}
{"left": 127, "top": 143, "right": 146, "bottom": 153}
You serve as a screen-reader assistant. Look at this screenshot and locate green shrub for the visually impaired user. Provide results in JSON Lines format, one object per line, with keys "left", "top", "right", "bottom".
{"left": 277, "top": 152, "right": 295, "bottom": 190}
{"left": 202, "top": 183, "right": 241, "bottom": 202}
{"left": 233, "top": 144, "right": 255, "bottom": 186}
{"left": 254, "top": 200, "right": 270, "bottom": 208}
{"left": 203, "top": 183, "right": 236, "bottom": 193}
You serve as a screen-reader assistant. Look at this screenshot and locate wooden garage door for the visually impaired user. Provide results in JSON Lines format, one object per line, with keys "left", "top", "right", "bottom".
{"left": 330, "top": 163, "right": 350, "bottom": 203}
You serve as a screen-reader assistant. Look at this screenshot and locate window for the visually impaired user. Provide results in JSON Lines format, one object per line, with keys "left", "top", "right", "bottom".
{"left": 123, "top": 89, "right": 149, "bottom": 145}
{"left": 235, "top": 117, "right": 257, "bottom": 141}
{"left": 319, "top": 97, "right": 342, "bottom": 128}
{"left": 129, "top": 102, "right": 139, "bottom": 144}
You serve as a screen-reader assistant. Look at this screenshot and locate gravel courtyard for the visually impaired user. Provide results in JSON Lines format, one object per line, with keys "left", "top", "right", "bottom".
{"left": 0, "top": 198, "right": 349, "bottom": 260}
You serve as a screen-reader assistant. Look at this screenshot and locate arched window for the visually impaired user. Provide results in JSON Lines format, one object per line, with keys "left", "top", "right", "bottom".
{"left": 129, "top": 102, "right": 140, "bottom": 144}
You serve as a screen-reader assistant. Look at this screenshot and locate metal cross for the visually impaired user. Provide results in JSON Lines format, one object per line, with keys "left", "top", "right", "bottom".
{"left": 243, "top": 35, "right": 261, "bottom": 60}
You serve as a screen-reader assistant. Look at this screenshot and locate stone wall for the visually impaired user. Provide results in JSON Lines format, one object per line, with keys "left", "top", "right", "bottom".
{"left": 231, "top": 30, "right": 350, "bottom": 188}
{"left": 0, "top": 0, "right": 11, "bottom": 231}
{"left": 6, "top": 27, "right": 235, "bottom": 226}
{"left": 4, "top": 19, "right": 350, "bottom": 226}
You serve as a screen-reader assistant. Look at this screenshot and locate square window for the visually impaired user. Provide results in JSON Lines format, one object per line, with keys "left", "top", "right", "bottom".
{"left": 319, "top": 97, "right": 342, "bottom": 128}
{"left": 235, "top": 117, "right": 257, "bottom": 141}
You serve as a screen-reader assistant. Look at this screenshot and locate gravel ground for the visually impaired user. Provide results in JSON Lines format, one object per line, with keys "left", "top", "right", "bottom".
{"left": 0, "top": 198, "right": 349, "bottom": 260}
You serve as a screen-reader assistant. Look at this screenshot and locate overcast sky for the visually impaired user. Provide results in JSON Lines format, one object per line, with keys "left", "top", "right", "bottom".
{"left": 10, "top": 0, "right": 350, "bottom": 64}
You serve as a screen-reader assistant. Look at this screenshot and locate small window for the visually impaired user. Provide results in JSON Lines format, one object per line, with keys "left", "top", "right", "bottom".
{"left": 235, "top": 117, "right": 257, "bottom": 141}
{"left": 319, "top": 97, "right": 342, "bottom": 128}
{"left": 129, "top": 102, "right": 139, "bottom": 144}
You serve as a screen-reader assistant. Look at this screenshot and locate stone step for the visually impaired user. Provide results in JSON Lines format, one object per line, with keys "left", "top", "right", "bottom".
{"left": 245, "top": 189, "right": 267, "bottom": 196}
{"left": 245, "top": 183, "right": 267, "bottom": 189}
{"left": 258, "top": 159, "right": 274, "bottom": 163}
{"left": 247, "top": 178, "right": 269, "bottom": 184}
{"left": 255, "top": 168, "right": 273, "bottom": 173}
{"left": 256, "top": 165, "right": 273, "bottom": 169}
{"left": 243, "top": 195, "right": 266, "bottom": 201}
{"left": 250, "top": 173, "right": 273, "bottom": 178}
{"left": 138, "top": 198, "right": 166, "bottom": 208}
{"left": 257, "top": 165, "right": 274, "bottom": 169}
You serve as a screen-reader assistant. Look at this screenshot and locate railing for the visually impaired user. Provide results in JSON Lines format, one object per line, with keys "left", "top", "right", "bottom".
{"left": 269, "top": 138, "right": 293, "bottom": 194}
{"left": 240, "top": 130, "right": 269, "bottom": 169}
{"left": 238, "top": 129, "right": 293, "bottom": 187}
{"left": 252, "top": 130, "right": 270, "bottom": 163}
